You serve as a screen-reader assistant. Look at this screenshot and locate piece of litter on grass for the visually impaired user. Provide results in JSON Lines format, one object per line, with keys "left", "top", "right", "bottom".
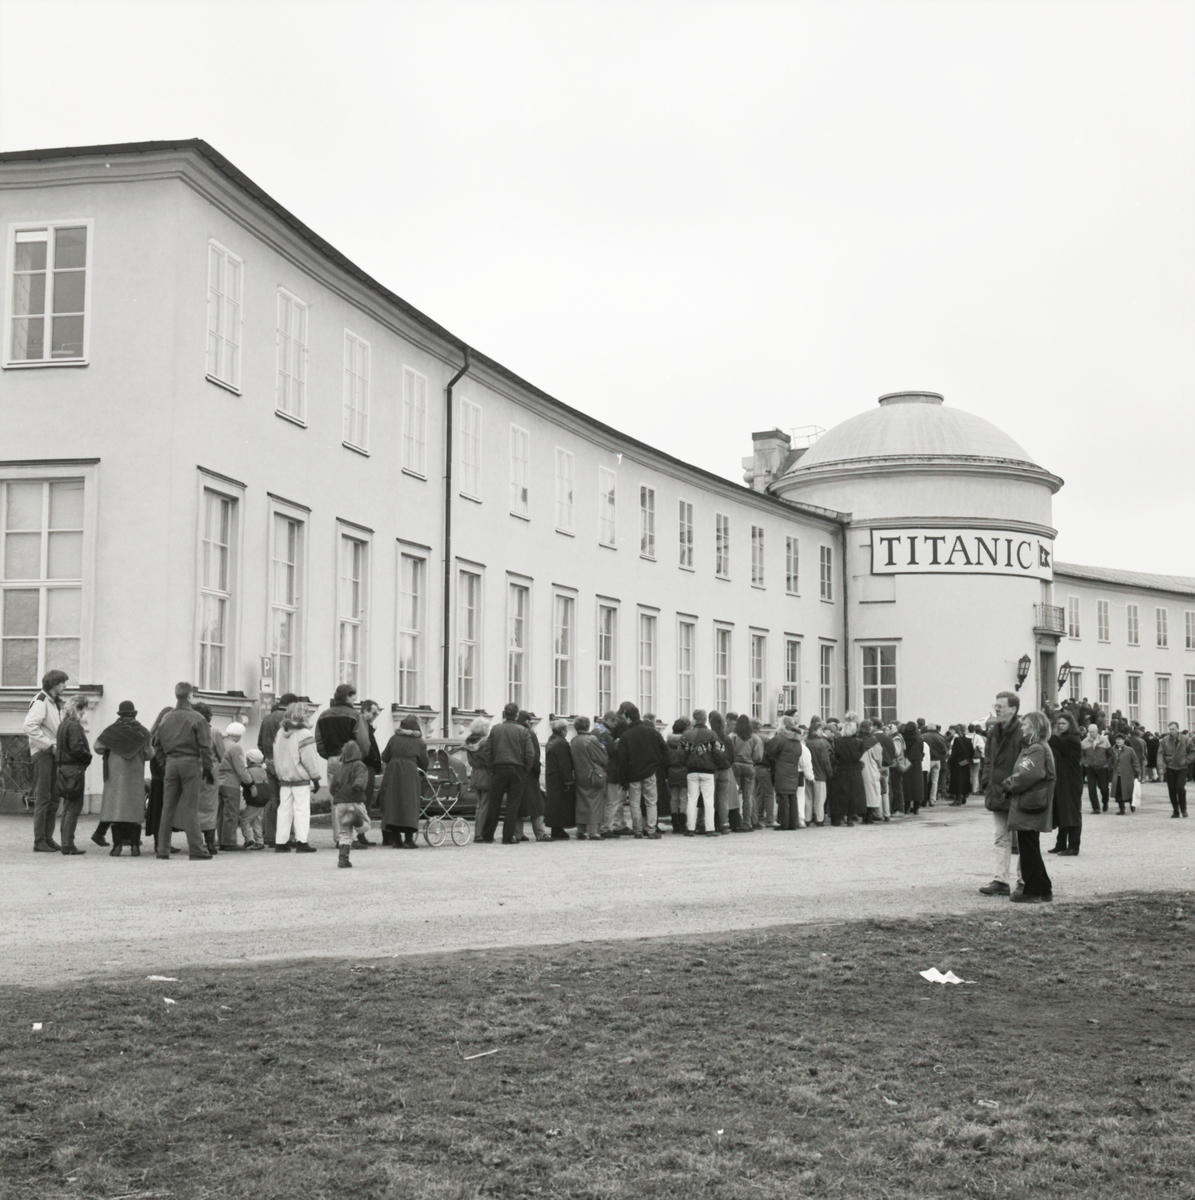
{"left": 163, "top": 997, "right": 176, "bottom": 1006}
{"left": 881, "top": 1094, "right": 897, "bottom": 1106}
{"left": 463, "top": 1048, "right": 500, "bottom": 1061}
{"left": 919, "top": 968, "right": 971, "bottom": 985}
{"left": 977, "top": 1099, "right": 1000, "bottom": 1109}
{"left": 220, "top": 1005, "right": 232, "bottom": 1010}
{"left": 147, "top": 975, "right": 179, "bottom": 982}
{"left": 31, "top": 1023, "right": 42, "bottom": 1032}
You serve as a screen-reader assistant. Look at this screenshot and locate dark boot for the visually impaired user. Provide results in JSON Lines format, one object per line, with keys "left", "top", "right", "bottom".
{"left": 204, "top": 830, "right": 218, "bottom": 854}
{"left": 338, "top": 846, "right": 352, "bottom": 868}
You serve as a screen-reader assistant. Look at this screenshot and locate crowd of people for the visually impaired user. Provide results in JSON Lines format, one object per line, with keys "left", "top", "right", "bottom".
{"left": 20, "top": 670, "right": 1192, "bottom": 883}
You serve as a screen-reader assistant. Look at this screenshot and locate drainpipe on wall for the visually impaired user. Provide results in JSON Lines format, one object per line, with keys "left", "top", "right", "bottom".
{"left": 840, "top": 518, "right": 851, "bottom": 713}
{"left": 442, "top": 349, "right": 471, "bottom": 737}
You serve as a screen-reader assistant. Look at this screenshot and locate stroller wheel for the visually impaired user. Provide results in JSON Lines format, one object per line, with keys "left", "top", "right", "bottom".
{"left": 424, "top": 817, "right": 447, "bottom": 847}
{"left": 451, "top": 817, "right": 472, "bottom": 846}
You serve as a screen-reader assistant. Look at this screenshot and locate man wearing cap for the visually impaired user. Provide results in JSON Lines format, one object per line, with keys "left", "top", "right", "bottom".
{"left": 24, "top": 668, "right": 68, "bottom": 852}
{"left": 151, "top": 681, "right": 215, "bottom": 860}
{"left": 218, "top": 720, "right": 254, "bottom": 849}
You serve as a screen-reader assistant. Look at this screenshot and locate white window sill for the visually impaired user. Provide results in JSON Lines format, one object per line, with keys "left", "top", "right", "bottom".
{"left": 599, "top": 541, "right": 617, "bottom": 550}
{"left": 510, "top": 511, "right": 530, "bottom": 522}
{"left": 641, "top": 554, "right": 656, "bottom": 563}
{"left": 752, "top": 584, "right": 766, "bottom": 591}
{"left": 716, "top": 574, "right": 730, "bottom": 582}
{"left": 460, "top": 492, "right": 482, "bottom": 504}
{"left": 786, "top": 591, "right": 800, "bottom": 598}
{"left": 679, "top": 564, "right": 694, "bottom": 573}
{"left": 342, "top": 441, "right": 370, "bottom": 457}
{"left": 206, "top": 374, "right": 241, "bottom": 396}
{"left": 275, "top": 409, "right": 307, "bottom": 428}
{"left": 820, "top": 597, "right": 835, "bottom": 604}
{"left": 403, "top": 468, "right": 427, "bottom": 481}
{"left": 4, "top": 358, "right": 88, "bottom": 370}
{"left": 556, "top": 527, "right": 575, "bottom": 537}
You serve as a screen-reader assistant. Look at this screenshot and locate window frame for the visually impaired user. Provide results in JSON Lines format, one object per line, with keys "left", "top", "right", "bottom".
{"left": 506, "top": 578, "right": 530, "bottom": 707}
{"left": 195, "top": 473, "right": 245, "bottom": 693}
{"left": 1126, "top": 672, "right": 1141, "bottom": 722}
{"left": 596, "top": 601, "right": 618, "bottom": 714}
{"left": 459, "top": 398, "right": 483, "bottom": 500}
{"left": 402, "top": 366, "right": 429, "bottom": 478}
{"left": 678, "top": 500, "right": 694, "bottom": 571}
{"left": 266, "top": 497, "right": 308, "bottom": 699}
{"left": 1186, "top": 677, "right": 1195, "bottom": 732}
{"left": 1156, "top": 607, "right": 1168, "bottom": 649}
{"left": 274, "top": 287, "right": 309, "bottom": 424}
{"left": 638, "top": 609, "right": 657, "bottom": 715}
{"left": 714, "top": 513, "right": 730, "bottom": 580}
{"left": 1127, "top": 604, "right": 1139, "bottom": 647}
{"left": 860, "top": 642, "right": 898, "bottom": 726}
{"left": 782, "top": 636, "right": 801, "bottom": 715}
{"left": 509, "top": 425, "right": 531, "bottom": 519}
{"left": 554, "top": 448, "right": 574, "bottom": 534}
{"left": 552, "top": 591, "right": 576, "bottom": 716}
{"left": 1066, "top": 595, "right": 1080, "bottom": 639}
{"left": 819, "top": 643, "right": 834, "bottom": 721}
{"left": 1067, "top": 668, "right": 1083, "bottom": 703}
{"left": 5, "top": 219, "right": 94, "bottom": 369}
{"left": 714, "top": 623, "right": 732, "bottom": 712}
{"left": 1097, "top": 671, "right": 1112, "bottom": 711}
{"left": 639, "top": 485, "right": 656, "bottom": 560}
{"left": 598, "top": 468, "right": 617, "bottom": 548}
{"left": 455, "top": 565, "right": 483, "bottom": 711}
{"left": 751, "top": 526, "right": 765, "bottom": 589}
{"left": 205, "top": 238, "right": 243, "bottom": 393}
{"left": 342, "top": 330, "right": 371, "bottom": 454}
{"left": 396, "top": 547, "right": 427, "bottom": 707}
{"left": 819, "top": 545, "right": 833, "bottom": 602}
{"left": 749, "top": 631, "right": 766, "bottom": 721}
{"left": 1156, "top": 674, "right": 1170, "bottom": 728}
{"left": 1186, "top": 611, "right": 1195, "bottom": 651}
{"left": 1097, "top": 599, "right": 1110, "bottom": 643}
{"left": 335, "top": 523, "right": 371, "bottom": 692}
{"left": 676, "top": 617, "right": 695, "bottom": 717}
{"left": 785, "top": 536, "right": 799, "bottom": 595}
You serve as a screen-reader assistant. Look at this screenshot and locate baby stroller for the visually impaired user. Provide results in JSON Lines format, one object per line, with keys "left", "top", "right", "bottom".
{"left": 418, "top": 746, "right": 472, "bottom": 845}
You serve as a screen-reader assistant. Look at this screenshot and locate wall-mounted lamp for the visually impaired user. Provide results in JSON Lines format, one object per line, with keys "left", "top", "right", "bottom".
{"left": 1057, "top": 661, "right": 1072, "bottom": 690}
{"left": 1015, "top": 654, "right": 1032, "bottom": 691}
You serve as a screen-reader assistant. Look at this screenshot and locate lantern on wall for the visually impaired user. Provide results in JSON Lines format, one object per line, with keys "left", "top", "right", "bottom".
{"left": 1015, "top": 654, "right": 1032, "bottom": 691}
{"left": 1057, "top": 661, "right": 1072, "bottom": 691}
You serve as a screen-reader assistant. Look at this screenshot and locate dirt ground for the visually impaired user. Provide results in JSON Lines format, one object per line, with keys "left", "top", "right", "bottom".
{"left": 2, "top": 780, "right": 1190, "bottom": 988}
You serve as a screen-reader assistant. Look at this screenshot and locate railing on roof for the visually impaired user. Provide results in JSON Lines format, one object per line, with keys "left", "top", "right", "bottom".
{"left": 788, "top": 425, "right": 826, "bottom": 449}
{"left": 1034, "top": 604, "right": 1066, "bottom": 635}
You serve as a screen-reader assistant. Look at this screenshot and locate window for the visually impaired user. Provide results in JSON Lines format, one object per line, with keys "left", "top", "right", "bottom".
{"left": 555, "top": 449, "right": 574, "bottom": 532}
{"left": 1067, "top": 596, "right": 1080, "bottom": 639}
{"left": 269, "top": 513, "right": 303, "bottom": 696}
{"left": 460, "top": 399, "right": 482, "bottom": 498}
{"left": 1097, "top": 599, "right": 1110, "bottom": 642}
{"left": 1126, "top": 674, "right": 1141, "bottom": 723}
{"left": 819, "top": 644, "right": 834, "bottom": 721}
{"left": 509, "top": 426, "right": 530, "bottom": 517}
{"left": 640, "top": 487, "right": 656, "bottom": 558}
{"left": 402, "top": 367, "right": 428, "bottom": 476}
{"left": 1068, "top": 670, "right": 1082, "bottom": 703}
{"left": 1187, "top": 611, "right": 1195, "bottom": 650}
{"left": 397, "top": 553, "right": 425, "bottom": 706}
{"left": 1156, "top": 608, "right": 1168, "bottom": 649}
{"left": 819, "top": 545, "right": 833, "bottom": 601}
{"left": 337, "top": 533, "right": 368, "bottom": 688}
{"left": 749, "top": 633, "right": 766, "bottom": 720}
{"left": 782, "top": 638, "right": 801, "bottom": 714}
{"left": 8, "top": 224, "right": 89, "bottom": 365}
{"left": 714, "top": 626, "right": 731, "bottom": 712}
{"left": 1187, "top": 678, "right": 1195, "bottom": 731}
{"left": 638, "top": 612, "right": 657, "bottom": 714}
{"left": 598, "top": 468, "right": 617, "bottom": 546}
{"left": 785, "top": 537, "right": 799, "bottom": 594}
{"left": 1127, "top": 605, "right": 1139, "bottom": 646}
{"left": 1156, "top": 676, "right": 1170, "bottom": 728}
{"left": 678, "top": 500, "right": 694, "bottom": 569}
{"left": 342, "top": 332, "right": 370, "bottom": 451}
{"left": 456, "top": 569, "right": 481, "bottom": 709}
{"left": 677, "top": 619, "right": 694, "bottom": 715}
{"left": 553, "top": 594, "right": 574, "bottom": 715}
{"left": 507, "top": 582, "right": 529, "bottom": 706}
{"left": 715, "top": 514, "right": 730, "bottom": 578}
{"left": 597, "top": 604, "right": 617, "bottom": 713}
{"left": 751, "top": 527, "right": 765, "bottom": 587}
{"left": 861, "top": 645, "right": 897, "bottom": 725}
{"left": 1097, "top": 672, "right": 1111, "bottom": 710}
{"left": 275, "top": 289, "right": 308, "bottom": 421}
{"left": 198, "top": 489, "right": 236, "bottom": 691}
{"left": 1, "top": 479, "right": 84, "bottom": 685}
{"left": 206, "top": 240, "right": 242, "bottom": 389}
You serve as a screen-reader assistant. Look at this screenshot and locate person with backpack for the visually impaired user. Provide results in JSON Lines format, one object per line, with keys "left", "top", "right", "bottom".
{"left": 681, "top": 709, "right": 726, "bottom": 837}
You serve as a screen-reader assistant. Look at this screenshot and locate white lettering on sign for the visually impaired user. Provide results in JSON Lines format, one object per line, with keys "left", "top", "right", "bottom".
{"left": 869, "top": 528, "right": 1053, "bottom": 581}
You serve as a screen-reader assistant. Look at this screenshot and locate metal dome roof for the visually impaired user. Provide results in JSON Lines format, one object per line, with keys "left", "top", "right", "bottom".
{"left": 784, "top": 392, "right": 1037, "bottom": 475}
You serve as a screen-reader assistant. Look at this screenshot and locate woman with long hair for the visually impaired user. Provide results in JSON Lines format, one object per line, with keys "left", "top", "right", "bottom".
{"left": 55, "top": 693, "right": 93, "bottom": 855}
{"left": 1048, "top": 711, "right": 1084, "bottom": 856}
{"left": 730, "top": 713, "right": 763, "bottom": 830}
{"left": 1001, "top": 710, "right": 1056, "bottom": 902}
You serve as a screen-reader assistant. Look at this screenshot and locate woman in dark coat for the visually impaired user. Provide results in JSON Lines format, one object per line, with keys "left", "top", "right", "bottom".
{"left": 826, "top": 718, "right": 867, "bottom": 826}
{"left": 94, "top": 700, "right": 152, "bottom": 855}
{"left": 543, "top": 719, "right": 575, "bottom": 840}
{"left": 764, "top": 717, "right": 804, "bottom": 829}
{"left": 55, "top": 694, "right": 93, "bottom": 854}
{"left": 379, "top": 714, "right": 428, "bottom": 848}
{"left": 144, "top": 705, "right": 172, "bottom": 848}
{"left": 900, "top": 722, "right": 926, "bottom": 815}
{"left": 946, "top": 725, "right": 974, "bottom": 803}
{"left": 1048, "top": 712, "right": 1084, "bottom": 856}
{"left": 570, "top": 716, "right": 607, "bottom": 839}
{"left": 516, "top": 711, "right": 550, "bottom": 842}
{"left": 1002, "top": 710, "right": 1056, "bottom": 902}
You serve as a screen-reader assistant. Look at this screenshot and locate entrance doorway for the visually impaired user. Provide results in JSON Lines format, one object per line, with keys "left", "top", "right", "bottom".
{"left": 1038, "top": 648, "right": 1057, "bottom": 710}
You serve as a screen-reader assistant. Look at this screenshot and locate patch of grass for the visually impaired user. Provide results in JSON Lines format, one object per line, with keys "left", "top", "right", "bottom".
{"left": 3, "top": 894, "right": 1195, "bottom": 1198}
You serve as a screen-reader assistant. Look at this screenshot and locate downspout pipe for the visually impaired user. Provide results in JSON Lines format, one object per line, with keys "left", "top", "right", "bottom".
{"left": 840, "top": 518, "right": 851, "bottom": 714}
{"left": 442, "top": 349, "right": 471, "bottom": 737}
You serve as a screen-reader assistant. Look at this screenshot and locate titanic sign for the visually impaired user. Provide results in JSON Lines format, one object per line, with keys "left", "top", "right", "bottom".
{"left": 869, "top": 528, "right": 1054, "bottom": 581}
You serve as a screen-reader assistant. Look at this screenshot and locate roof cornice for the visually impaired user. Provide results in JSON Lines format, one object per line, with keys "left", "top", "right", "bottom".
{"left": 774, "top": 455, "right": 1065, "bottom": 495}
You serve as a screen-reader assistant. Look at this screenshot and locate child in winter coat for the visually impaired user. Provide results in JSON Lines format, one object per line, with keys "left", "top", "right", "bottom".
{"left": 331, "top": 741, "right": 371, "bottom": 867}
{"left": 239, "top": 747, "right": 271, "bottom": 849}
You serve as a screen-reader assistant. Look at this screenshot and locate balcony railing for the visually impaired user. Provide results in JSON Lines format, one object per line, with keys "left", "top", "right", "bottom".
{"left": 1034, "top": 604, "right": 1066, "bottom": 634}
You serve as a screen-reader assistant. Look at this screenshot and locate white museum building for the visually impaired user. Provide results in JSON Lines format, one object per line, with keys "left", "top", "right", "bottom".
{"left": 1, "top": 140, "right": 1192, "bottom": 805}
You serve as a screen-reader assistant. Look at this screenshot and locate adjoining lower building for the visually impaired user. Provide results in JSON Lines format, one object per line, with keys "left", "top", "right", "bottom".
{"left": 1, "top": 140, "right": 1191, "bottom": 808}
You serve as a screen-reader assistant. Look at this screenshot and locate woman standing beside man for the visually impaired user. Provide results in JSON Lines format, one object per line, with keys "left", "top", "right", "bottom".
{"left": 94, "top": 700, "right": 153, "bottom": 855}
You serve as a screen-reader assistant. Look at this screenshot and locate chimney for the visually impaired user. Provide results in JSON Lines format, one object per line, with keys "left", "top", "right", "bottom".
{"left": 742, "top": 428, "right": 792, "bottom": 492}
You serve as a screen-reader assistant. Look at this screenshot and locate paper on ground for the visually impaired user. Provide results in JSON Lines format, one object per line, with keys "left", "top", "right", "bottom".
{"left": 147, "top": 975, "right": 179, "bottom": 982}
{"left": 919, "top": 968, "right": 971, "bottom": 985}
{"left": 31, "top": 1023, "right": 42, "bottom": 1031}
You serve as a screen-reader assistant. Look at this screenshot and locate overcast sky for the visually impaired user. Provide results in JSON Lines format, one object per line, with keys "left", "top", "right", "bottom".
{"left": 2, "top": 0, "right": 1192, "bottom": 574}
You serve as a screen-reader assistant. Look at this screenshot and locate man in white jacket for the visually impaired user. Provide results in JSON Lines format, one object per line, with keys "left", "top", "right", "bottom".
{"left": 24, "top": 669, "right": 68, "bottom": 852}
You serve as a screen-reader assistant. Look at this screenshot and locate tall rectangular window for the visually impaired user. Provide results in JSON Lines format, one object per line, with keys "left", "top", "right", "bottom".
{"left": 457, "top": 569, "right": 481, "bottom": 710}
{"left": 8, "top": 224, "right": 89, "bottom": 364}
{"left": 553, "top": 594, "right": 574, "bottom": 715}
{"left": 1097, "top": 599, "right": 1110, "bottom": 642}
{"left": 270, "top": 513, "right": 303, "bottom": 697}
{"left": 1126, "top": 674, "right": 1141, "bottom": 722}
{"left": 715, "top": 513, "right": 730, "bottom": 578}
{"left": 1156, "top": 608, "right": 1168, "bottom": 648}
{"left": 397, "top": 553, "right": 425, "bottom": 706}
{"left": 678, "top": 500, "right": 693, "bottom": 569}
{"left": 402, "top": 367, "right": 428, "bottom": 476}
{"left": 460, "top": 400, "right": 482, "bottom": 499}
{"left": 507, "top": 582, "right": 529, "bottom": 706}
{"left": 1098, "top": 672, "right": 1111, "bottom": 710}
{"left": 597, "top": 604, "right": 617, "bottom": 713}
{"left": 819, "top": 545, "right": 833, "bottom": 601}
{"left": 1187, "top": 611, "right": 1195, "bottom": 650}
{"left": 714, "top": 626, "right": 731, "bottom": 712}
{"left": 861, "top": 645, "right": 897, "bottom": 725}
{"left": 275, "top": 289, "right": 308, "bottom": 421}
{"left": 1, "top": 479, "right": 84, "bottom": 686}
{"left": 677, "top": 619, "right": 694, "bottom": 715}
{"left": 1186, "top": 679, "right": 1195, "bottom": 732}
{"left": 751, "top": 526, "right": 765, "bottom": 587}
{"left": 342, "top": 331, "right": 370, "bottom": 451}
{"left": 555, "top": 449, "right": 574, "bottom": 532}
{"left": 206, "top": 240, "right": 242, "bottom": 389}
{"left": 638, "top": 612, "right": 657, "bottom": 715}
{"left": 782, "top": 638, "right": 801, "bottom": 714}
{"left": 509, "top": 426, "right": 530, "bottom": 517}
{"left": 1127, "top": 604, "right": 1139, "bottom": 646}
{"left": 1067, "top": 596, "right": 1080, "bottom": 639}
{"left": 199, "top": 489, "right": 235, "bottom": 691}
{"left": 598, "top": 468, "right": 617, "bottom": 546}
{"left": 819, "top": 644, "right": 834, "bottom": 721}
{"left": 337, "top": 534, "right": 368, "bottom": 688}
{"left": 785, "top": 537, "right": 799, "bottom": 594}
{"left": 1068, "top": 669, "right": 1082, "bottom": 702}
{"left": 640, "top": 487, "right": 656, "bottom": 559}
{"left": 1156, "top": 676, "right": 1170, "bottom": 728}
{"left": 749, "top": 633, "right": 766, "bottom": 720}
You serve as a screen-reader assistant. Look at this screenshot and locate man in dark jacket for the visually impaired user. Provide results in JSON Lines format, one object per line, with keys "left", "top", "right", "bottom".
{"left": 681, "top": 710, "right": 721, "bottom": 837}
{"left": 315, "top": 684, "right": 371, "bottom": 846}
{"left": 152, "top": 681, "right": 215, "bottom": 861}
{"left": 615, "top": 704, "right": 667, "bottom": 839}
{"left": 978, "top": 690, "right": 1023, "bottom": 896}
{"left": 597, "top": 708, "right": 631, "bottom": 836}
{"left": 482, "top": 702, "right": 536, "bottom": 845}
{"left": 923, "top": 724, "right": 947, "bottom": 806}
